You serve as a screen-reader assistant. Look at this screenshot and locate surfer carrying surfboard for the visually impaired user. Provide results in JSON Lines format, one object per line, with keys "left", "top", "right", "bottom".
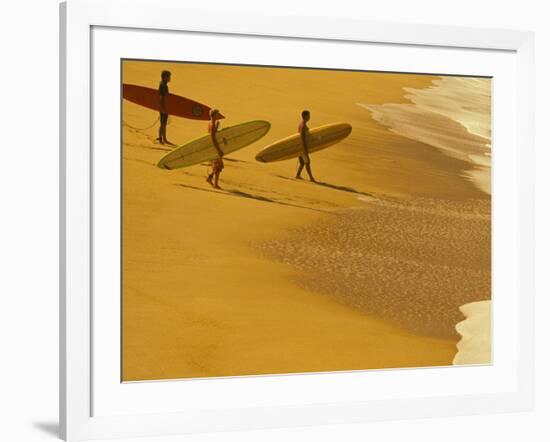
{"left": 157, "top": 70, "right": 174, "bottom": 145}
{"left": 296, "top": 110, "right": 316, "bottom": 182}
{"left": 206, "top": 109, "right": 225, "bottom": 189}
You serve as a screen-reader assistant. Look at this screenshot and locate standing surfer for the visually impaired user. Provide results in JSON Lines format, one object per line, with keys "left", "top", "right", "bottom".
{"left": 157, "top": 70, "right": 174, "bottom": 145}
{"left": 206, "top": 109, "right": 224, "bottom": 189}
{"left": 296, "top": 110, "right": 316, "bottom": 182}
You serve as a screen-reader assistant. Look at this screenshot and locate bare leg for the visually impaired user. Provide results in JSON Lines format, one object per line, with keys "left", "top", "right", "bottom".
{"left": 158, "top": 123, "right": 165, "bottom": 144}
{"left": 206, "top": 172, "right": 214, "bottom": 187}
{"left": 214, "top": 171, "right": 222, "bottom": 189}
{"left": 295, "top": 158, "right": 304, "bottom": 179}
{"left": 161, "top": 125, "right": 173, "bottom": 145}
{"left": 305, "top": 163, "right": 316, "bottom": 182}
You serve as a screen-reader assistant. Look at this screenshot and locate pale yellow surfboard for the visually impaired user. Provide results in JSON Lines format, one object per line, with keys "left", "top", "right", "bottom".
{"left": 255, "top": 123, "right": 352, "bottom": 163}
{"left": 157, "top": 120, "right": 271, "bottom": 170}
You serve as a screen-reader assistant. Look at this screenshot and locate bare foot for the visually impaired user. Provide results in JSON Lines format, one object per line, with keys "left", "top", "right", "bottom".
{"left": 157, "top": 137, "right": 164, "bottom": 145}
{"left": 214, "top": 185, "right": 222, "bottom": 190}
{"left": 295, "top": 176, "right": 302, "bottom": 180}
{"left": 164, "top": 140, "right": 176, "bottom": 146}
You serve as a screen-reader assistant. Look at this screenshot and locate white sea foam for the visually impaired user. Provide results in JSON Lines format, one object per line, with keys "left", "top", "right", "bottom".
{"left": 453, "top": 300, "right": 492, "bottom": 365}
{"left": 358, "top": 76, "right": 492, "bottom": 194}
{"left": 404, "top": 77, "right": 492, "bottom": 142}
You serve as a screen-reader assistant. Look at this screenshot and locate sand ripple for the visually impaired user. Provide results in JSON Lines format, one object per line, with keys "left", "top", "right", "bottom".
{"left": 258, "top": 197, "right": 491, "bottom": 338}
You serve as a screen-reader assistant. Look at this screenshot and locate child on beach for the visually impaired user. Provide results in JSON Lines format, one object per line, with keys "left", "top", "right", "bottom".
{"left": 296, "top": 110, "right": 316, "bottom": 182}
{"left": 206, "top": 109, "right": 224, "bottom": 189}
{"left": 157, "top": 70, "right": 174, "bottom": 145}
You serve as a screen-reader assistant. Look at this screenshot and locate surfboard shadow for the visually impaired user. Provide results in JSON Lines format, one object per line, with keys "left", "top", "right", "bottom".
{"left": 196, "top": 158, "right": 251, "bottom": 168}
{"left": 275, "top": 175, "right": 374, "bottom": 198}
{"left": 223, "top": 157, "right": 253, "bottom": 164}
{"left": 175, "top": 184, "right": 333, "bottom": 214}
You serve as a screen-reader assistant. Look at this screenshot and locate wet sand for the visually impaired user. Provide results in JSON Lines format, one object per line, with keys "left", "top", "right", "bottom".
{"left": 259, "top": 197, "right": 491, "bottom": 339}
{"left": 122, "top": 61, "right": 491, "bottom": 381}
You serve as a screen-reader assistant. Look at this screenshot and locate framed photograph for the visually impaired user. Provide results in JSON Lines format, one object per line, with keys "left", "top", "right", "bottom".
{"left": 60, "top": 0, "right": 534, "bottom": 440}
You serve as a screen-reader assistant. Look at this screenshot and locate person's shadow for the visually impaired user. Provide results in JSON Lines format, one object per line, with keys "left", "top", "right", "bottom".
{"left": 276, "top": 175, "right": 374, "bottom": 198}
{"left": 33, "top": 421, "right": 59, "bottom": 438}
{"left": 314, "top": 180, "right": 374, "bottom": 197}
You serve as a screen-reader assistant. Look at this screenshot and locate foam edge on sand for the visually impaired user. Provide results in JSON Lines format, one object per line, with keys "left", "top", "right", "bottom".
{"left": 453, "top": 300, "right": 492, "bottom": 365}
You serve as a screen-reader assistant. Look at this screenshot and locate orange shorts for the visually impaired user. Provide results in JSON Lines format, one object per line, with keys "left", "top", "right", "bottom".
{"left": 211, "top": 158, "right": 224, "bottom": 173}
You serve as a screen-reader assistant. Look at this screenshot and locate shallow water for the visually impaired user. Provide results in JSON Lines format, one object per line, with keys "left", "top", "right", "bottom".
{"left": 359, "top": 77, "right": 492, "bottom": 194}
{"left": 258, "top": 196, "right": 491, "bottom": 339}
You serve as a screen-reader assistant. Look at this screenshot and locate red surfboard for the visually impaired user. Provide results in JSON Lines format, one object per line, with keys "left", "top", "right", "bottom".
{"left": 122, "top": 84, "right": 224, "bottom": 120}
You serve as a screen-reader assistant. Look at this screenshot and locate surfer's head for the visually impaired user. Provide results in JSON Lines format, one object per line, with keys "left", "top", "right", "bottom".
{"left": 210, "top": 109, "right": 220, "bottom": 120}
{"left": 161, "top": 70, "right": 171, "bottom": 83}
{"left": 301, "top": 110, "right": 310, "bottom": 122}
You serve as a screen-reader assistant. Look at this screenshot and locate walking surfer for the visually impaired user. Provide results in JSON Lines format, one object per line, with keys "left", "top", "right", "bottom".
{"left": 296, "top": 110, "right": 316, "bottom": 182}
{"left": 206, "top": 109, "right": 224, "bottom": 189}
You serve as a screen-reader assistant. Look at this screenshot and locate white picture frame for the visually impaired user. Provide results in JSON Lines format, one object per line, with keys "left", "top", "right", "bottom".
{"left": 60, "top": 0, "right": 534, "bottom": 440}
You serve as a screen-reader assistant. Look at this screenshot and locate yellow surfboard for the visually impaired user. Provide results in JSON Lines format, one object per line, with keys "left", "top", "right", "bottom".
{"left": 157, "top": 120, "right": 271, "bottom": 170}
{"left": 255, "top": 123, "right": 352, "bottom": 163}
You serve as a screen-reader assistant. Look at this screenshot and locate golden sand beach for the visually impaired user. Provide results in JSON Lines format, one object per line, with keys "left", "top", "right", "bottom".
{"left": 122, "top": 61, "right": 491, "bottom": 381}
